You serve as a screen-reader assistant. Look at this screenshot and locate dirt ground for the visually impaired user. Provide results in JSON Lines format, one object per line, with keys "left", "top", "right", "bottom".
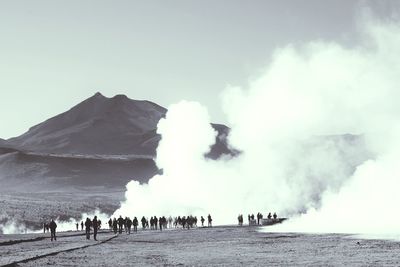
{"left": 1, "top": 225, "right": 400, "bottom": 266}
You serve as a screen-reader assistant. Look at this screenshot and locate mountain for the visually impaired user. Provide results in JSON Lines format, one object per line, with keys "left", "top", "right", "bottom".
{"left": 6, "top": 93, "right": 165, "bottom": 156}
{"left": 6, "top": 92, "right": 233, "bottom": 158}
{"left": 0, "top": 93, "right": 235, "bottom": 192}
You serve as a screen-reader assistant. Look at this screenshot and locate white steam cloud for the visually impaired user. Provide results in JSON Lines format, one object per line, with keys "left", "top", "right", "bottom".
{"left": 115, "top": 16, "right": 400, "bottom": 235}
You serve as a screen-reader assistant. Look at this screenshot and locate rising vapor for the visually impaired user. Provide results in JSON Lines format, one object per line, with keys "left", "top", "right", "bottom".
{"left": 115, "top": 16, "right": 400, "bottom": 235}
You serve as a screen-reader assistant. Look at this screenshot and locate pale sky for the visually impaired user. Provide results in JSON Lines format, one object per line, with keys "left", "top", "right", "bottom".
{"left": 0, "top": 0, "right": 399, "bottom": 139}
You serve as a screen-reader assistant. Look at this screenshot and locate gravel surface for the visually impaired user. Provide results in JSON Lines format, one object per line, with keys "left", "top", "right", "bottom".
{"left": 1, "top": 226, "right": 400, "bottom": 266}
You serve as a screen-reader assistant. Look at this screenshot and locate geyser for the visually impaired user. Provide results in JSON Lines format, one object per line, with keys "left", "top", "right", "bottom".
{"left": 115, "top": 16, "right": 400, "bottom": 235}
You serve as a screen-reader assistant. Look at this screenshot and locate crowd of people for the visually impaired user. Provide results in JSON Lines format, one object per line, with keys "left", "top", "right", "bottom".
{"left": 42, "top": 214, "right": 214, "bottom": 241}
{"left": 105, "top": 214, "right": 214, "bottom": 234}
{"left": 43, "top": 212, "right": 280, "bottom": 241}
{"left": 237, "top": 212, "right": 279, "bottom": 226}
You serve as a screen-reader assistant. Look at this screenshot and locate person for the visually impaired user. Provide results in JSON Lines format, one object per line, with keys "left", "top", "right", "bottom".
{"left": 207, "top": 214, "right": 212, "bottom": 227}
{"left": 76, "top": 223, "right": 79, "bottom": 231}
{"left": 200, "top": 216, "right": 205, "bottom": 227}
{"left": 93, "top": 216, "right": 98, "bottom": 241}
{"left": 273, "top": 212, "right": 277, "bottom": 220}
{"left": 108, "top": 218, "right": 112, "bottom": 230}
{"left": 113, "top": 218, "right": 118, "bottom": 234}
{"left": 141, "top": 216, "right": 146, "bottom": 229}
{"left": 81, "top": 221, "right": 84, "bottom": 231}
{"left": 238, "top": 215, "right": 242, "bottom": 226}
{"left": 133, "top": 217, "right": 138, "bottom": 232}
{"left": 126, "top": 217, "right": 132, "bottom": 234}
{"left": 49, "top": 219, "right": 57, "bottom": 241}
{"left": 117, "top": 216, "right": 124, "bottom": 234}
{"left": 85, "top": 218, "right": 92, "bottom": 240}
{"left": 43, "top": 223, "right": 46, "bottom": 234}
{"left": 159, "top": 217, "right": 163, "bottom": 231}
{"left": 267, "top": 212, "right": 272, "bottom": 220}
{"left": 182, "top": 216, "right": 186, "bottom": 229}
{"left": 154, "top": 216, "right": 158, "bottom": 230}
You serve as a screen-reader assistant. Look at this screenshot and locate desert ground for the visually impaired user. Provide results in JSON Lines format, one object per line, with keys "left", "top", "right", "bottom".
{"left": 1, "top": 225, "right": 400, "bottom": 266}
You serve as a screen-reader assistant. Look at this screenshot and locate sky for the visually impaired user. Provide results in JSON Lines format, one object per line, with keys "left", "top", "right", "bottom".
{"left": 0, "top": 0, "right": 399, "bottom": 139}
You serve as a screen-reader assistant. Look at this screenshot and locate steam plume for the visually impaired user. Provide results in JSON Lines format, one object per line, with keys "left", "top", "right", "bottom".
{"left": 115, "top": 16, "right": 400, "bottom": 235}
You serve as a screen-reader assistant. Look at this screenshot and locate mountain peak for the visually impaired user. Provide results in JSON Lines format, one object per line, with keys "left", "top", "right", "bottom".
{"left": 93, "top": 92, "right": 105, "bottom": 98}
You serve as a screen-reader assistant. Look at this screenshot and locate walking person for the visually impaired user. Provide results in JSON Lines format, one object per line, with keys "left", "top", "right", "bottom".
{"left": 117, "top": 216, "right": 124, "bottom": 234}
{"left": 49, "top": 219, "right": 57, "bottom": 241}
{"left": 85, "top": 218, "right": 92, "bottom": 240}
{"left": 207, "top": 214, "right": 212, "bottom": 227}
{"left": 133, "top": 217, "right": 138, "bottom": 233}
{"left": 93, "top": 216, "right": 98, "bottom": 241}
{"left": 126, "top": 217, "right": 132, "bottom": 235}
{"left": 113, "top": 218, "right": 118, "bottom": 234}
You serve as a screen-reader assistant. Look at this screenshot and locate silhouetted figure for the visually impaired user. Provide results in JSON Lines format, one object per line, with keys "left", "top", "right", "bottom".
{"left": 248, "top": 214, "right": 251, "bottom": 225}
{"left": 154, "top": 216, "right": 158, "bottom": 230}
{"left": 49, "top": 219, "right": 57, "bottom": 241}
{"left": 85, "top": 218, "right": 92, "bottom": 240}
{"left": 267, "top": 213, "right": 272, "bottom": 220}
{"left": 93, "top": 216, "right": 98, "bottom": 241}
{"left": 117, "top": 216, "right": 124, "bottom": 234}
{"left": 257, "top": 213, "right": 262, "bottom": 225}
{"left": 133, "top": 217, "right": 138, "bottom": 232}
{"left": 126, "top": 217, "right": 132, "bottom": 234}
{"left": 81, "top": 221, "right": 84, "bottom": 231}
{"left": 238, "top": 215, "right": 243, "bottom": 226}
{"left": 141, "top": 216, "right": 146, "bottom": 229}
{"left": 201, "top": 216, "right": 205, "bottom": 227}
{"left": 159, "top": 217, "right": 163, "bottom": 231}
{"left": 113, "top": 218, "right": 118, "bottom": 234}
{"left": 43, "top": 223, "right": 46, "bottom": 233}
{"left": 207, "top": 214, "right": 212, "bottom": 227}
{"left": 76, "top": 223, "right": 79, "bottom": 231}
{"left": 273, "top": 212, "right": 277, "bottom": 220}
{"left": 108, "top": 218, "right": 112, "bottom": 230}
{"left": 182, "top": 216, "right": 187, "bottom": 229}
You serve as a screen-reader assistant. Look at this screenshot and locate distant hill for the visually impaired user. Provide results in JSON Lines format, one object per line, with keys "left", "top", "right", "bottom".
{"left": 0, "top": 93, "right": 235, "bottom": 192}
{"left": 5, "top": 92, "right": 233, "bottom": 158}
